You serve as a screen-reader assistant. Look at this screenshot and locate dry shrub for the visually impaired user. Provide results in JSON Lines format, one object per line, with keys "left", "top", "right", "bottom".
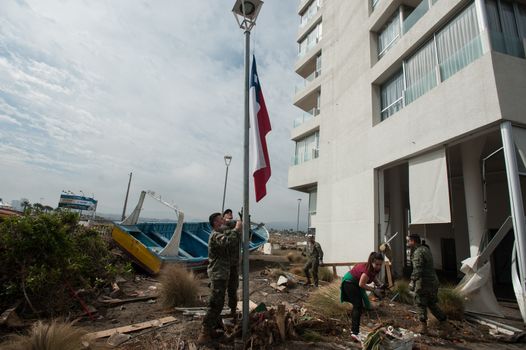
{"left": 301, "top": 330, "right": 324, "bottom": 342}
{"left": 306, "top": 281, "right": 351, "bottom": 319}
{"left": 1, "top": 320, "right": 103, "bottom": 350}
{"left": 159, "top": 265, "right": 200, "bottom": 308}
{"left": 318, "top": 267, "right": 334, "bottom": 282}
{"left": 286, "top": 252, "right": 305, "bottom": 263}
{"left": 438, "top": 287, "right": 464, "bottom": 320}
{"left": 289, "top": 266, "right": 305, "bottom": 277}
{"left": 391, "top": 280, "right": 414, "bottom": 305}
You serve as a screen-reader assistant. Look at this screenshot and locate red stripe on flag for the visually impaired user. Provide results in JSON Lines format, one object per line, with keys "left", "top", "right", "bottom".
{"left": 254, "top": 89, "right": 271, "bottom": 202}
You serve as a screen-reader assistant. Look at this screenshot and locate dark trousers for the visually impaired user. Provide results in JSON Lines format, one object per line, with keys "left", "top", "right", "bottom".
{"left": 304, "top": 258, "right": 319, "bottom": 285}
{"left": 227, "top": 266, "right": 239, "bottom": 312}
{"left": 342, "top": 280, "right": 363, "bottom": 335}
{"left": 203, "top": 279, "right": 227, "bottom": 331}
{"left": 415, "top": 288, "right": 446, "bottom": 323}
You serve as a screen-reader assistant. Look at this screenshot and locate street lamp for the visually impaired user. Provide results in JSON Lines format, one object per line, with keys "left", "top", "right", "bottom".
{"left": 232, "top": 0, "right": 264, "bottom": 342}
{"left": 296, "top": 198, "right": 302, "bottom": 233}
{"left": 221, "top": 155, "right": 232, "bottom": 213}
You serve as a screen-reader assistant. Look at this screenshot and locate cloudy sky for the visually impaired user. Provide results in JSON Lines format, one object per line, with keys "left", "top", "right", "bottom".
{"left": 0, "top": 0, "right": 309, "bottom": 228}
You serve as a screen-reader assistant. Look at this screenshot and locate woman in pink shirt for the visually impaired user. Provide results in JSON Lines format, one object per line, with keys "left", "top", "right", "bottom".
{"left": 340, "top": 252, "right": 384, "bottom": 341}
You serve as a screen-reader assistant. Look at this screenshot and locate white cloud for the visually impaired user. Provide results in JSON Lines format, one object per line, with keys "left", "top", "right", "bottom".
{"left": 0, "top": 0, "right": 309, "bottom": 228}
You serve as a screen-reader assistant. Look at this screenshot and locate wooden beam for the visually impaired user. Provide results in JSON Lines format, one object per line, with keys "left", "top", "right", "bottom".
{"left": 85, "top": 316, "right": 177, "bottom": 339}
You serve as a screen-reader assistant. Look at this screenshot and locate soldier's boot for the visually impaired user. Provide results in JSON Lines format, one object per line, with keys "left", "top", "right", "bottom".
{"left": 437, "top": 321, "right": 451, "bottom": 338}
{"left": 305, "top": 278, "right": 312, "bottom": 286}
{"left": 197, "top": 327, "right": 213, "bottom": 345}
{"left": 417, "top": 321, "right": 428, "bottom": 335}
{"left": 230, "top": 308, "right": 238, "bottom": 324}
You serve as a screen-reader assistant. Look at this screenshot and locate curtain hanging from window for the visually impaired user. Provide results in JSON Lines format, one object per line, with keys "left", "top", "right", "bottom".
{"left": 436, "top": 2, "right": 482, "bottom": 80}
{"left": 380, "top": 70, "right": 404, "bottom": 121}
{"left": 405, "top": 39, "right": 437, "bottom": 104}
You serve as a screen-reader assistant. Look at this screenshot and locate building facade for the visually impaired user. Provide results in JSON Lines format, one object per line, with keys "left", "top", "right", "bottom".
{"left": 289, "top": 0, "right": 526, "bottom": 304}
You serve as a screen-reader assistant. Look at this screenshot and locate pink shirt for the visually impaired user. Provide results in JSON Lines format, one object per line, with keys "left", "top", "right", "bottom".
{"left": 350, "top": 263, "right": 377, "bottom": 284}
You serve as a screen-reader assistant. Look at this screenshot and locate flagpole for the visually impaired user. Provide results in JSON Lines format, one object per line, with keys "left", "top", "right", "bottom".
{"left": 242, "top": 27, "right": 251, "bottom": 343}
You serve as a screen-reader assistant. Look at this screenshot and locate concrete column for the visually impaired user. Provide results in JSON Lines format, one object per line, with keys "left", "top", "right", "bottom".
{"left": 389, "top": 166, "right": 404, "bottom": 276}
{"left": 461, "top": 138, "right": 487, "bottom": 257}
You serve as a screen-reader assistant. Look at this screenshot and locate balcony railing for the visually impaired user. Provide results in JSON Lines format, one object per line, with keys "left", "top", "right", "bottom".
{"left": 298, "top": 36, "right": 321, "bottom": 58}
{"left": 300, "top": 5, "right": 321, "bottom": 28}
{"left": 293, "top": 107, "right": 320, "bottom": 127}
{"left": 403, "top": 0, "right": 431, "bottom": 34}
{"left": 291, "top": 148, "right": 319, "bottom": 166}
{"left": 295, "top": 69, "right": 321, "bottom": 93}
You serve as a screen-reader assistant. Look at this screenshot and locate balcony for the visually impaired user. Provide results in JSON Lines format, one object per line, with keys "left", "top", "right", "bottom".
{"left": 293, "top": 107, "right": 320, "bottom": 128}
{"left": 295, "top": 68, "right": 322, "bottom": 93}
{"left": 291, "top": 148, "right": 319, "bottom": 166}
{"left": 298, "top": 36, "right": 321, "bottom": 59}
{"left": 403, "top": 0, "right": 432, "bottom": 34}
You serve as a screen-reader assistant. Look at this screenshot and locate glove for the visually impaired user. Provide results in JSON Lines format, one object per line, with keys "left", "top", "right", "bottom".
{"left": 408, "top": 280, "right": 415, "bottom": 292}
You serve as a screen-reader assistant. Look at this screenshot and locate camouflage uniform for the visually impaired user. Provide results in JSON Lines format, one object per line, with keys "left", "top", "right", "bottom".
{"left": 411, "top": 244, "right": 446, "bottom": 323}
{"left": 225, "top": 221, "right": 241, "bottom": 314}
{"left": 202, "top": 227, "right": 240, "bottom": 332}
{"left": 303, "top": 241, "right": 324, "bottom": 286}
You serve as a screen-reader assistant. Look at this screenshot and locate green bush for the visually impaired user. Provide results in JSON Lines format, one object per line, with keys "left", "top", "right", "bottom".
{"left": 0, "top": 212, "right": 127, "bottom": 315}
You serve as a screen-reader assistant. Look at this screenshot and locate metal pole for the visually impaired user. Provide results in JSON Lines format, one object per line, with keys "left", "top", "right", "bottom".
{"left": 296, "top": 199, "right": 301, "bottom": 233}
{"left": 242, "top": 29, "right": 251, "bottom": 343}
{"left": 221, "top": 164, "right": 230, "bottom": 213}
{"left": 121, "top": 172, "right": 133, "bottom": 221}
{"left": 501, "top": 122, "right": 526, "bottom": 291}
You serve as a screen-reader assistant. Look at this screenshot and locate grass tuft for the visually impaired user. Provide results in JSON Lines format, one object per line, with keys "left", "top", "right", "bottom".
{"left": 159, "top": 265, "right": 200, "bottom": 308}
{"left": 318, "top": 267, "right": 334, "bottom": 283}
{"left": 438, "top": 286, "right": 465, "bottom": 320}
{"left": 1, "top": 320, "right": 103, "bottom": 350}
{"left": 391, "top": 280, "right": 414, "bottom": 305}
{"left": 306, "top": 281, "right": 351, "bottom": 319}
{"left": 301, "top": 330, "right": 324, "bottom": 342}
{"left": 286, "top": 252, "right": 305, "bottom": 263}
{"left": 289, "top": 266, "right": 305, "bottom": 277}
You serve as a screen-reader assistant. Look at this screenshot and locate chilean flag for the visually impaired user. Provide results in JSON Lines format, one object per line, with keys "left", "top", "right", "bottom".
{"left": 249, "top": 56, "right": 271, "bottom": 202}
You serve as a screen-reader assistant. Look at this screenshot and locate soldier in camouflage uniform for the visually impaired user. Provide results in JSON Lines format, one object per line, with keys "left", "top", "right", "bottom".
{"left": 408, "top": 234, "right": 448, "bottom": 335}
{"left": 222, "top": 209, "right": 240, "bottom": 320}
{"left": 198, "top": 212, "right": 242, "bottom": 344}
{"left": 303, "top": 234, "right": 324, "bottom": 287}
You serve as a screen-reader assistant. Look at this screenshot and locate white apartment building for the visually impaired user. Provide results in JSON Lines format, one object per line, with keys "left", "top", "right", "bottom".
{"left": 289, "top": 0, "right": 526, "bottom": 314}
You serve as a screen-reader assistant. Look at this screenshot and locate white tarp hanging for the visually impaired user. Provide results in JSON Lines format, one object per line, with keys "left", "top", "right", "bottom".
{"left": 409, "top": 147, "right": 451, "bottom": 224}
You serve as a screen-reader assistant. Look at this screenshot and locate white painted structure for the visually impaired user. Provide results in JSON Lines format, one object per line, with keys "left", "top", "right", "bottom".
{"left": 289, "top": 0, "right": 526, "bottom": 320}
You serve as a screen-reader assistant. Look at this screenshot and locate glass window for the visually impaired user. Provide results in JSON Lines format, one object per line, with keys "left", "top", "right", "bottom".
{"left": 378, "top": 10, "right": 402, "bottom": 58}
{"left": 485, "top": 0, "right": 525, "bottom": 57}
{"left": 380, "top": 70, "right": 404, "bottom": 121}
{"left": 436, "top": 3, "right": 483, "bottom": 80}
{"left": 309, "top": 191, "right": 318, "bottom": 214}
{"left": 405, "top": 40, "right": 437, "bottom": 104}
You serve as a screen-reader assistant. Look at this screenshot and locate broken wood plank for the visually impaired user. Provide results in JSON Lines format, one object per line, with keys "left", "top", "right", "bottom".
{"left": 85, "top": 316, "right": 177, "bottom": 339}
{"left": 99, "top": 295, "right": 158, "bottom": 306}
{"left": 236, "top": 300, "right": 257, "bottom": 313}
{"left": 276, "top": 305, "right": 286, "bottom": 341}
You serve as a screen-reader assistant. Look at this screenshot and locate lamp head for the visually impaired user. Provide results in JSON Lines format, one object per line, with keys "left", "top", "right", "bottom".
{"left": 224, "top": 154, "right": 232, "bottom": 166}
{"left": 232, "top": 0, "right": 263, "bottom": 30}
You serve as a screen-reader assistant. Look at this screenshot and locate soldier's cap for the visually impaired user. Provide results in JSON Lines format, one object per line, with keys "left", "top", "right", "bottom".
{"left": 408, "top": 234, "right": 421, "bottom": 242}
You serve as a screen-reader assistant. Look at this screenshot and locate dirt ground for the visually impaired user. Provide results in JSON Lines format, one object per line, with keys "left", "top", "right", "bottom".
{"left": 1, "top": 233, "right": 525, "bottom": 349}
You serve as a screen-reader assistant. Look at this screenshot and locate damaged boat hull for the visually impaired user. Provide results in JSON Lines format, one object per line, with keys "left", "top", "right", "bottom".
{"left": 112, "top": 221, "right": 269, "bottom": 274}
